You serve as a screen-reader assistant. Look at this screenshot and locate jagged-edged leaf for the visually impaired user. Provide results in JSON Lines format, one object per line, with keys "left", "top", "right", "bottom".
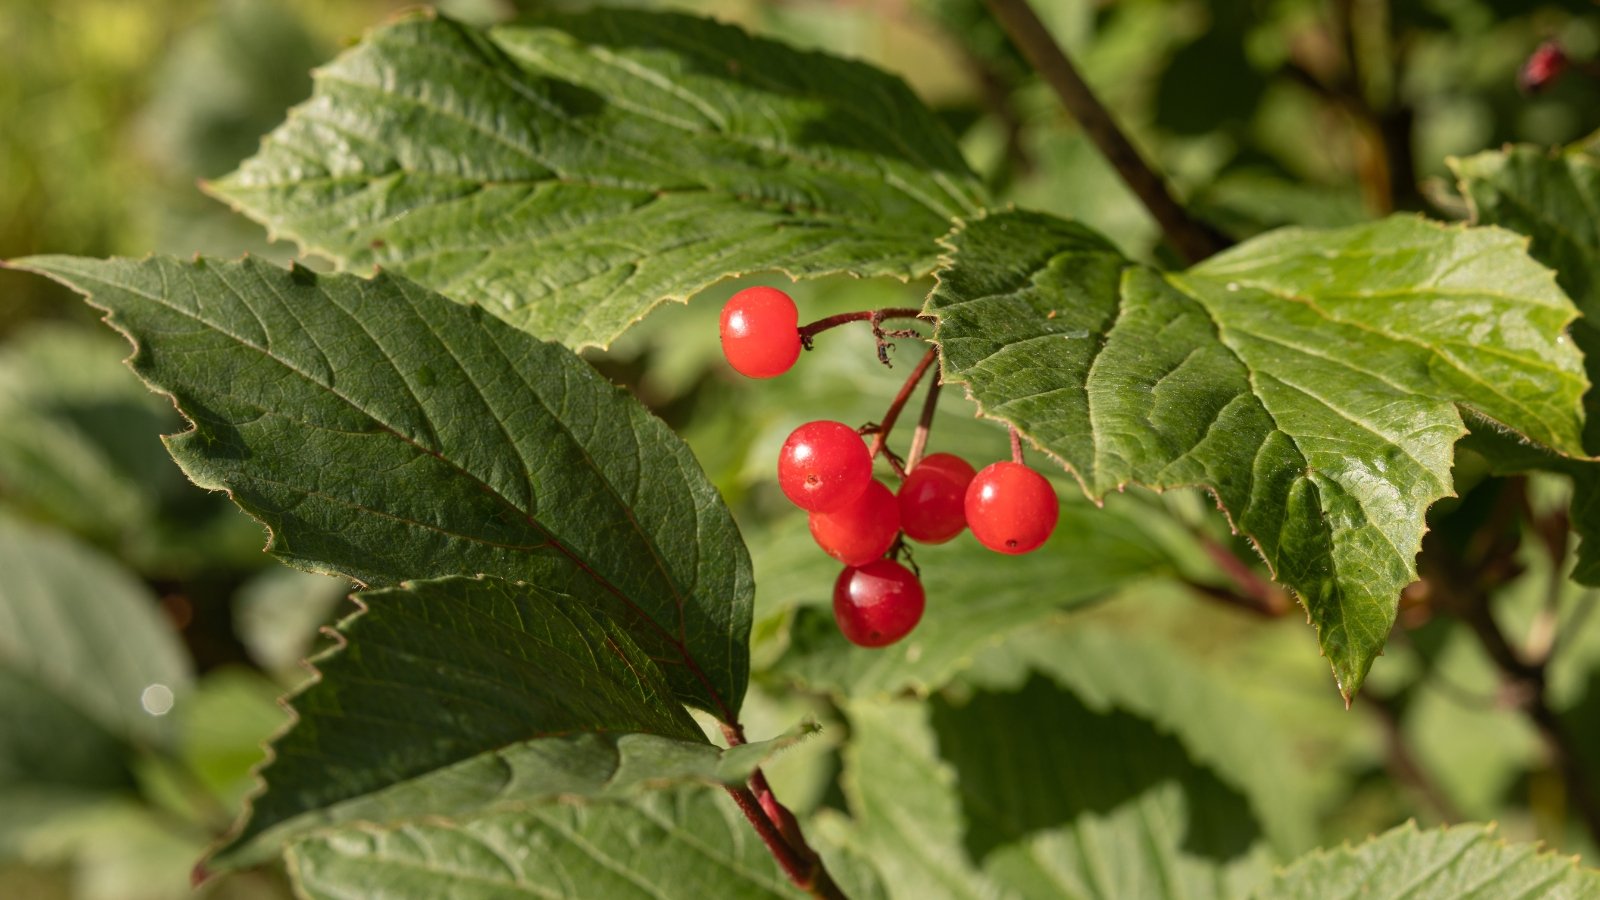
{"left": 1260, "top": 822, "right": 1600, "bottom": 898}
{"left": 208, "top": 8, "right": 985, "bottom": 350}
{"left": 0, "top": 515, "right": 191, "bottom": 780}
{"left": 1452, "top": 139, "right": 1600, "bottom": 583}
{"left": 287, "top": 786, "right": 802, "bottom": 899}
{"left": 760, "top": 493, "right": 1175, "bottom": 696}
{"left": 211, "top": 576, "right": 799, "bottom": 869}
{"left": 840, "top": 679, "right": 1276, "bottom": 900}
{"left": 928, "top": 211, "right": 1588, "bottom": 697}
{"left": 16, "top": 255, "right": 752, "bottom": 717}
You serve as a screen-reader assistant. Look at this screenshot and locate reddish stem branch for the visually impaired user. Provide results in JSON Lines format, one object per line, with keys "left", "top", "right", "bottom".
{"left": 867, "top": 347, "right": 939, "bottom": 465}
{"left": 720, "top": 725, "right": 847, "bottom": 899}
{"left": 906, "top": 374, "right": 942, "bottom": 472}
{"left": 798, "top": 308, "right": 929, "bottom": 348}
{"left": 980, "top": 0, "right": 1228, "bottom": 263}
{"left": 1009, "top": 426, "right": 1024, "bottom": 464}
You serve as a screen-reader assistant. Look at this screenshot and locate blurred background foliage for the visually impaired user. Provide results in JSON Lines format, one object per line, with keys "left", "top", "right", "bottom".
{"left": 1, "top": 0, "right": 1597, "bottom": 897}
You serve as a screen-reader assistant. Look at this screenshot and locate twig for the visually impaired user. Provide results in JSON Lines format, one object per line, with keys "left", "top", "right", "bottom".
{"left": 1359, "top": 689, "right": 1464, "bottom": 823}
{"left": 980, "top": 0, "right": 1228, "bottom": 263}
{"left": 906, "top": 374, "right": 942, "bottom": 472}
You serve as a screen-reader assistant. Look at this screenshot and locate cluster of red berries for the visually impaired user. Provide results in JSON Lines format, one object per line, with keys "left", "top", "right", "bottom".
{"left": 721, "top": 286, "right": 1060, "bottom": 649}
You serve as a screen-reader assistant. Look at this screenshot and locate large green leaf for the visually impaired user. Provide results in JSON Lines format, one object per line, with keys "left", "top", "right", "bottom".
{"left": 1451, "top": 139, "right": 1600, "bottom": 583}
{"left": 1261, "top": 822, "right": 1600, "bottom": 898}
{"left": 208, "top": 8, "right": 985, "bottom": 350}
{"left": 287, "top": 786, "right": 801, "bottom": 899}
{"left": 211, "top": 576, "right": 797, "bottom": 869}
{"left": 15, "top": 255, "right": 752, "bottom": 717}
{"left": 0, "top": 515, "right": 191, "bottom": 776}
{"left": 928, "top": 210, "right": 1588, "bottom": 697}
{"left": 839, "top": 679, "right": 1277, "bottom": 900}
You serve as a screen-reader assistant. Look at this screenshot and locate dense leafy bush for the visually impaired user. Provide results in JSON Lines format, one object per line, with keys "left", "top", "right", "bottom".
{"left": 4, "top": 1, "right": 1600, "bottom": 897}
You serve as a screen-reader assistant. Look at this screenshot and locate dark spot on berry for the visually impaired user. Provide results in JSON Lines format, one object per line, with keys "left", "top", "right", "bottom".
{"left": 1006, "top": 539, "right": 1018, "bottom": 548}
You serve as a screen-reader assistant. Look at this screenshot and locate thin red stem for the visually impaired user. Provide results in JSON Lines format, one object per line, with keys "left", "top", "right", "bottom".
{"left": 720, "top": 724, "right": 846, "bottom": 899}
{"left": 906, "top": 374, "right": 942, "bottom": 473}
{"left": 868, "top": 347, "right": 938, "bottom": 465}
{"left": 798, "top": 308, "right": 928, "bottom": 345}
{"left": 1009, "top": 426, "right": 1024, "bottom": 464}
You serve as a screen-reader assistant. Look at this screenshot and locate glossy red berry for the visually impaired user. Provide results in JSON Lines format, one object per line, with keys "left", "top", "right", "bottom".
{"left": 898, "top": 453, "right": 976, "bottom": 544}
{"left": 720, "top": 286, "right": 802, "bottom": 378}
{"left": 965, "top": 461, "right": 1059, "bottom": 554}
{"left": 833, "top": 559, "right": 925, "bottom": 648}
{"left": 778, "top": 421, "right": 873, "bottom": 512}
{"left": 810, "top": 479, "right": 900, "bottom": 566}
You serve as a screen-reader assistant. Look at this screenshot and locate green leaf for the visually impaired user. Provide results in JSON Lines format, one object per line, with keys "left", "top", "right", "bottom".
{"left": 840, "top": 680, "right": 1276, "bottom": 900}
{"left": 1451, "top": 140, "right": 1600, "bottom": 583}
{"left": 208, "top": 8, "right": 985, "bottom": 350}
{"left": 760, "top": 493, "right": 1175, "bottom": 697}
{"left": 287, "top": 786, "right": 802, "bottom": 899}
{"left": 212, "top": 575, "right": 801, "bottom": 869}
{"left": 0, "top": 515, "right": 191, "bottom": 773}
{"left": 961, "top": 623, "right": 1315, "bottom": 856}
{"left": 928, "top": 210, "right": 1588, "bottom": 697}
{"left": 1260, "top": 822, "right": 1600, "bottom": 898}
{"left": 232, "top": 566, "right": 351, "bottom": 676}
{"left": 15, "top": 254, "right": 752, "bottom": 717}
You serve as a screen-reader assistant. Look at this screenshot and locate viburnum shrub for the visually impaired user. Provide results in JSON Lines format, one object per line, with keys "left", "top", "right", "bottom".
{"left": 9, "top": 1, "right": 1600, "bottom": 897}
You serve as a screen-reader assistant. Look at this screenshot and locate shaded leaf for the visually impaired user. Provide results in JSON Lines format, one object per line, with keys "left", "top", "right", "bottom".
{"left": 928, "top": 210, "right": 1588, "bottom": 696}
{"left": 839, "top": 678, "right": 1277, "bottom": 900}
{"left": 209, "top": 8, "right": 984, "bottom": 350}
{"left": 287, "top": 786, "right": 802, "bottom": 899}
{"left": 962, "top": 622, "right": 1315, "bottom": 855}
{"left": 211, "top": 576, "right": 797, "bottom": 869}
{"left": 1452, "top": 139, "right": 1600, "bottom": 583}
{"left": 1260, "top": 822, "right": 1600, "bottom": 899}
{"left": 16, "top": 254, "right": 752, "bottom": 717}
{"left": 0, "top": 323, "right": 259, "bottom": 574}
{"left": 0, "top": 515, "right": 191, "bottom": 767}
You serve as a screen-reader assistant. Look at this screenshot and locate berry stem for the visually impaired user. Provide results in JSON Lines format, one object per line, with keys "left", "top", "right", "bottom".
{"left": 1009, "top": 426, "right": 1024, "bottom": 464}
{"left": 906, "top": 374, "right": 942, "bottom": 473}
{"left": 799, "top": 308, "right": 932, "bottom": 366}
{"left": 867, "top": 346, "right": 938, "bottom": 467}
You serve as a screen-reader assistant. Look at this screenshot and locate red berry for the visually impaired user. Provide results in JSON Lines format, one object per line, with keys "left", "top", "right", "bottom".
{"left": 720, "top": 286, "right": 801, "bottom": 378}
{"left": 810, "top": 479, "right": 900, "bottom": 566}
{"left": 965, "top": 461, "right": 1059, "bottom": 554}
{"left": 778, "top": 421, "right": 872, "bottom": 512}
{"left": 898, "top": 453, "right": 976, "bottom": 544}
{"left": 833, "top": 559, "right": 925, "bottom": 648}
{"left": 1519, "top": 41, "right": 1567, "bottom": 94}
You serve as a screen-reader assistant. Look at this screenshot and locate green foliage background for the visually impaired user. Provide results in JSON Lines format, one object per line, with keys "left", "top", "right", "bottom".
{"left": 2, "top": 0, "right": 1599, "bottom": 898}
